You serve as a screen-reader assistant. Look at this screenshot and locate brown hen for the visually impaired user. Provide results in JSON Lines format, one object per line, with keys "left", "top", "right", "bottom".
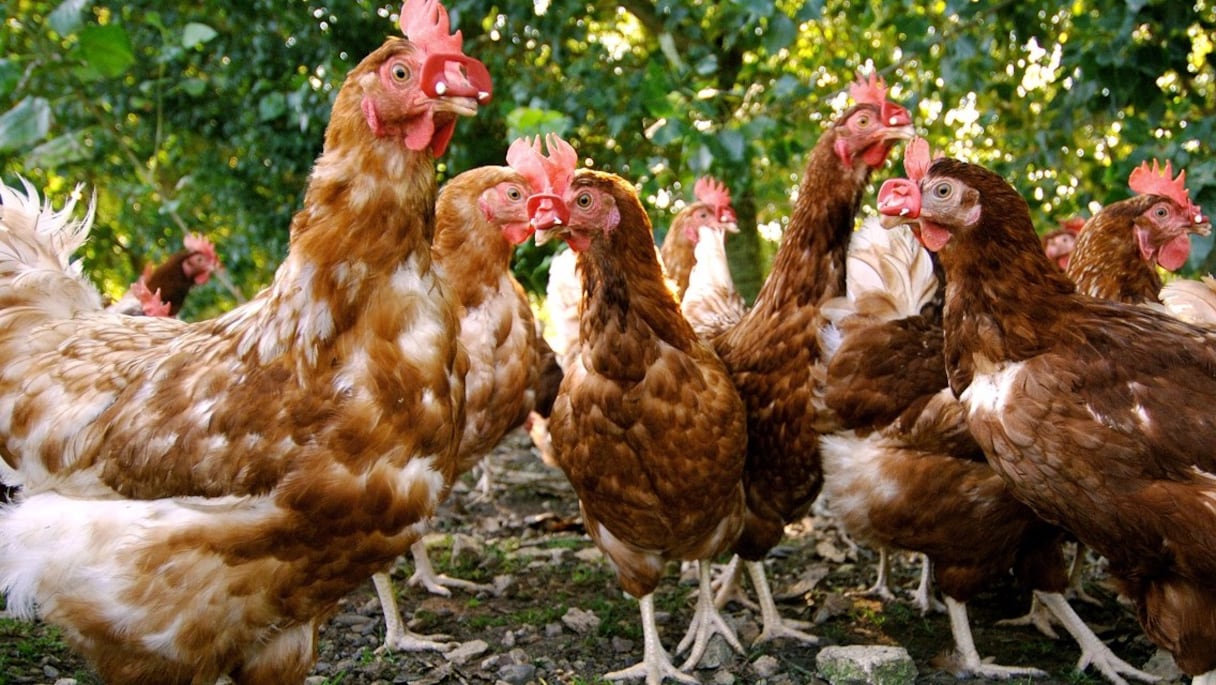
{"left": 878, "top": 145, "right": 1216, "bottom": 684}
{"left": 0, "top": 2, "right": 489, "bottom": 682}
{"left": 521, "top": 135, "right": 747, "bottom": 684}
{"left": 707, "top": 73, "right": 914, "bottom": 643}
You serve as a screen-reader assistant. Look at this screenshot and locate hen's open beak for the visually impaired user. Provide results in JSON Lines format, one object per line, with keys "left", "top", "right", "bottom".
{"left": 421, "top": 54, "right": 493, "bottom": 105}
{"left": 528, "top": 194, "right": 570, "bottom": 244}
{"left": 877, "top": 178, "right": 922, "bottom": 228}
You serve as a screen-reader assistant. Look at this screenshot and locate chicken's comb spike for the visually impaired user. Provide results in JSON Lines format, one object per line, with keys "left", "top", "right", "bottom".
{"left": 1128, "top": 159, "right": 1195, "bottom": 211}
{"left": 541, "top": 133, "right": 578, "bottom": 196}
{"left": 399, "top": 0, "right": 463, "bottom": 55}
{"left": 849, "top": 71, "right": 889, "bottom": 107}
{"left": 183, "top": 233, "right": 219, "bottom": 266}
{"left": 693, "top": 176, "right": 732, "bottom": 210}
{"left": 507, "top": 137, "right": 551, "bottom": 193}
{"left": 904, "top": 137, "right": 931, "bottom": 182}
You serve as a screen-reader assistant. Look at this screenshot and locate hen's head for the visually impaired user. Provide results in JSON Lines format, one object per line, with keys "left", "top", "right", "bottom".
{"left": 476, "top": 169, "right": 534, "bottom": 246}
{"left": 1126, "top": 160, "right": 1211, "bottom": 271}
{"left": 181, "top": 233, "right": 220, "bottom": 285}
{"left": 672, "top": 176, "right": 739, "bottom": 243}
{"left": 355, "top": 0, "right": 492, "bottom": 157}
{"left": 507, "top": 134, "right": 583, "bottom": 247}
{"left": 877, "top": 137, "right": 1032, "bottom": 254}
{"left": 832, "top": 72, "right": 915, "bottom": 170}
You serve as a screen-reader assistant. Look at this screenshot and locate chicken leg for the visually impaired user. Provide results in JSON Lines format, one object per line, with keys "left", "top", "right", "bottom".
{"left": 604, "top": 594, "right": 698, "bottom": 685}
{"left": 406, "top": 537, "right": 494, "bottom": 596}
{"left": 371, "top": 573, "right": 458, "bottom": 653}
{"left": 1034, "top": 591, "right": 1159, "bottom": 684}
{"left": 746, "top": 559, "right": 820, "bottom": 645}
{"left": 945, "top": 596, "right": 1048, "bottom": 679}
{"left": 677, "top": 559, "right": 745, "bottom": 670}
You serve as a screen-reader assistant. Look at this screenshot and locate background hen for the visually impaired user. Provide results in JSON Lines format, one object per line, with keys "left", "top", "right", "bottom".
{"left": 524, "top": 135, "right": 748, "bottom": 684}
{"left": 1067, "top": 160, "right": 1210, "bottom": 306}
{"left": 371, "top": 162, "right": 548, "bottom": 653}
{"left": 877, "top": 144, "right": 1216, "bottom": 685}
{"left": 106, "top": 233, "right": 222, "bottom": 317}
{"left": 706, "top": 72, "right": 914, "bottom": 643}
{"left": 0, "top": 1, "right": 491, "bottom": 682}
{"left": 659, "top": 176, "right": 739, "bottom": 301}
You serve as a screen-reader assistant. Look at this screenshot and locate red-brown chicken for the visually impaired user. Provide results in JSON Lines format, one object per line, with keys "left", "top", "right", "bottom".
{"left": 372, "top": 163, "right": 546, "bottom": 652}
{"left": 660, "top": 176, "right": 739, "bottom": 301}
{"left": 521, "top": 135, "right": 747, "bottom": 684}
{"left": 0, "top": 2, "right": 490, "bottom": 682}
{"left": 877, "top": 144, "right": 1216, "bottom": 684}
{"left": 707, "top": 72, "right": 914, "bottom": 643}
{"left": 1067, "top": 160, "right": 1210, "bottom": 305}
{"left": 818, "top": 209, "right": 1154, "bottom": 683}
{"left": 108, "top": 233, "right": 222, "bottom": 317}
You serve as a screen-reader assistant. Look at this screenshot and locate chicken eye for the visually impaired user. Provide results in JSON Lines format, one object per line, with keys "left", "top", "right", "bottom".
{"left": 932, "top": 182, "right": 953, "bottom": 199}
{"left": 1153, "top": 205, "right": 1169, "bottom": 219}
{"left": 576, "top": 192, "right": 593, "bottom": 209}
{"left": 391, "top": 63, "right": 410, "bottom": 82}
{"left": 853, "top": 113, "right": 872, "bottom": 129}
{"left": 506, "top": 186, "right": 523, "bottom": 201}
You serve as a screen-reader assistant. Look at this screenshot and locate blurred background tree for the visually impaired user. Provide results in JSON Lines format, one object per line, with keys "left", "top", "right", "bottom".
{"left": 2, "top": 0, "right": 1213, "bottom": 319}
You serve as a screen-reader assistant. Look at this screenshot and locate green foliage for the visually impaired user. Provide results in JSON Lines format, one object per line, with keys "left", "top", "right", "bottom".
{"left": 2, "top": 0, "right": 1214, "bottom": 315}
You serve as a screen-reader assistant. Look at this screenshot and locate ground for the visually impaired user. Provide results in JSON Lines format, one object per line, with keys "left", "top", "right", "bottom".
{"left": 0, "top": 429, "right": 1179, "bottom": 685}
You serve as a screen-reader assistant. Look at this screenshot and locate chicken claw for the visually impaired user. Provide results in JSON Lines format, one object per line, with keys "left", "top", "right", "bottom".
{"left": 605, "top": 594, "right": 699, "bottom": 685}
{"left": 677, "top": 560, "right": 744, "bottom": 671}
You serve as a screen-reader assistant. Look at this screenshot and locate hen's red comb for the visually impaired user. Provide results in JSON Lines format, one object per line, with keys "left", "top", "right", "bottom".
{"left": 506, "top": 135, "right": 576, "bottom": 195}
{"left": 183, "top": 233, "right": 219, "bottom": 266}
{"left": 850, "top": 72, "right": 889, "bottom": 107}
{"left": 694, "top": 176, "right": 732, "bottom": 209}
{"left": 904, "top": 137, "right": 931, "bottom": 182}
{"left": 1128, "top": 160, "right": 1202, "bottom": 218}
{"left": 399, "top": 0, "right": 463, "bottom": 55}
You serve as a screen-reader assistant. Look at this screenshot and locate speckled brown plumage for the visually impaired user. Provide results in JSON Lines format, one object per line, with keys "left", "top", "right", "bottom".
{"left": 0, "top": 30, "right": 484, "bottom": 684}
{"left": 895, "top": 156, "right": 1216, "bottom": 677}
{"left": 548, "top": 171, "right": 747, "bottom": 599}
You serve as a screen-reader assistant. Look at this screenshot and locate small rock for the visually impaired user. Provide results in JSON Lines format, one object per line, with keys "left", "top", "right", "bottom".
{"left": 497, "top": 663, "right": 537, "bottom": 685}
{"left": 752, "top": 654, "right": 781, "bottom": 678}
{"left": 42, "top": 665, "right": 60, "bottom": 679}
{"left": 500, "top": 629, "right": 516, "bottom": 648}
{"left": 304, "top": 678, "right": 327, "bottom": 685}
{"left": 443, "top": 639, "right": 489, "bottom": 665}
{"left": 331, "top": 613, "right": 372, "bottom": 626}
{"left": 561, "top": 606, "right": 601, "bottom": 635}
{"left": 710, "top": 672, "right": 736, "bottom": 685}
{"left": 544, "top": 622, "right": 564, "bottom": 637}
{"left": 574, "top": 547, "right": 604, "bottom": 562}
{"left": 692, "top": 634, "right": 738, "bottom": 670}
{"left": 1141, "top": 648, "right": 1185, "bottom": 682}
{"left": 611, "top": 636, "right": 635, "bottom": 653}
{"left": 816, "top": 644, "right": 917, "bottom": 685}
{"left": 52, "top": 680, "right": 77, "bottom": 685}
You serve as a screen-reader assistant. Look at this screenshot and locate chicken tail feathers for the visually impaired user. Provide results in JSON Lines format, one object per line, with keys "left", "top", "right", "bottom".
{"left": 0, "top": 178, "right": 103, "bottom": 317}
{"left": 835, "top": 216, "right": 938, "bottom": 324}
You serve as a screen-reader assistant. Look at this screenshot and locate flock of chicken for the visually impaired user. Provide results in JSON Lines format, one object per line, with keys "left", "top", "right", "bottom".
{"left": 0, "top": 1, "right": 1213, "bottom": 684}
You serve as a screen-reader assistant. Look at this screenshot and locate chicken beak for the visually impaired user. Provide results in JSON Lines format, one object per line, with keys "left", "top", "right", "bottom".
{"left": 420, "top": 54, "right": 493, "bottom": 104}
{"left": 876, "top": 178, "right": 922, "bottom": 227}
{"left": 527, "top": 194, "right": 570, "bottom": 235}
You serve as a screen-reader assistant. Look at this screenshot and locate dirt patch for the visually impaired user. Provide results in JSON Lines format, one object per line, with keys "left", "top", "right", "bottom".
{"left": 0, "top": 429, "right": 1178, "bottom": 685}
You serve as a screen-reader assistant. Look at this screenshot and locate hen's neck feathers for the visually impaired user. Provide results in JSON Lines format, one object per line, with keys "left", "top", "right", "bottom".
{"left": 432, "top": 168, "right": 518, "bottom": 308}
{"left": 229, "top": 48, "right": 440, "bottom": 364}
{"left": 577, "top": 174, "right": 697, "bottom": 360}
{"left": 1066, "top": 198, "right": 1162, "bottom": 303}
{"left": 933, "top": 161, "right": 1078, "bottom": 391}
{"left": 746, "top": 126, "right": 862, "bottom": 318}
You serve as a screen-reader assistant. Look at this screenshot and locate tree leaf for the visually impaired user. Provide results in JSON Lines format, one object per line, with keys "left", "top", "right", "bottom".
{"left": 0, "top": 97, "right": 52, "bottom": 152}
{"left": 0, "top": 59, "right": 20, "bottom": 100}
{"left": 26, "top": 131, "right": 92, "bottom": 167}
{"left": 182, "top": 22, "right": 218, "bottom": 49}
{"left": 48, "top": 0, "right": 91, "bottom": 36}
{"left": 76, "top": 24, "right": 135, "bottom": 78}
